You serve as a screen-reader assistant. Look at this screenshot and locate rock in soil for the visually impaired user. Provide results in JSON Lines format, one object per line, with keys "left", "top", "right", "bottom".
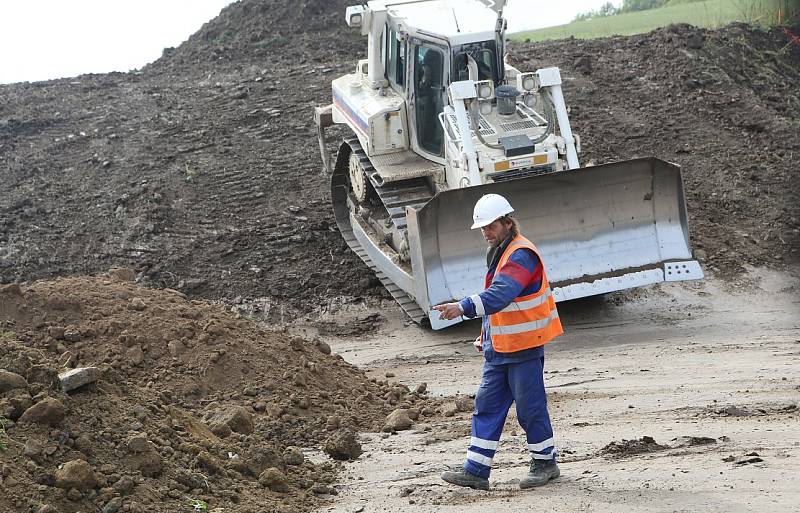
{"left": 18, "top": 398, "right": 65, "bottom": 426}
{"left": 54, "top": 459, "right": 97, "bottom": 491}
{"left": 112, "top": 475, "right": 135, "bottom": 495}
{"left": 283, "top": 446, "right": 305, "bottom": 466}
{"left": 324, "top": 429, "right": 363, "bottom": 461}
{"left": 102, "top": 497, "right": 123, "bottom": 513}
{"left": 442, "top": 403, "right": 459, "bottom": 417}
{"left": 326, "top": 415, "right": 341, "bottom": 431}
{"left": 59, "top": 367, "right": 100, "bottom": 393}
{"left": 259, "top": 467, "right": 290, "bottom": 492}
{"left": 128, "top": 435, "right": 155, "bottom": 453}
{"left": 454, "top": 395, "right": 475, "bottom": 412}
{"left": 0, "top": 369, "right": 28, "bottom": 392}
{"left": 383, "top": 409, "right": 413, "bottom": 432}
{"left": 207, "top": 406, "right": 254, "bottom": 435}
{"left": 194, "top": 451, "right": 225, "bottom": 475}
{"left": 23, "top": 438, "right": 44, "bottom": 460}
{"left": 125, "top": 436, "right": 163, "bottom": 476}
{"left": 244, "top": 445, "right": 282, "bottom": 477}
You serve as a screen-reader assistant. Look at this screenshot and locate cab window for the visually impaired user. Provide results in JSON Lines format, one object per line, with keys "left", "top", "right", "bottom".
{"left": 386, "top": 28, "right": 405, "bottom": 88}
{"left": 413, "top": 44, "right": 445, "bottom": 156}
{"left": 452, "top": 41, "right": 499, "bottom": 84}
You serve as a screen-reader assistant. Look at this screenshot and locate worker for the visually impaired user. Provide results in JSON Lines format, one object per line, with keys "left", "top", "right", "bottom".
{"left": 433, "top": 193, "right": 563, "bottom": 490}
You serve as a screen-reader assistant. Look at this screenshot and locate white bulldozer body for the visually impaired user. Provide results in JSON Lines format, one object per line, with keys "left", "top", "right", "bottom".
{"left": 314, "top": 0, "right": 703, "bottom": 329}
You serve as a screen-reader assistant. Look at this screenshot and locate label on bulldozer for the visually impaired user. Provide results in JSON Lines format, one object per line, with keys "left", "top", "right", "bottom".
{"left": 512, "top": 155, "right": 548, "bottom": 168}
{"left": 495, "top": 154, "right": 549, "bottom": 172}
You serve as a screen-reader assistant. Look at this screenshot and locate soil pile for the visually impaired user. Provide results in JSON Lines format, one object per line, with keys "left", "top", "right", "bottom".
{"left": 514, "top": 23, "right": 800, "bottom": 276}
{"left": 600, "top": 436, "right": 668, "bottom": 457}
{"left": 154, "top": 0, "right": 361, "bottom": 69}
{"left": 0, "top": 275, "right": 433, "bottom": 513}
{"left": 1, "top": 0, "right": 798, "bottom": 314}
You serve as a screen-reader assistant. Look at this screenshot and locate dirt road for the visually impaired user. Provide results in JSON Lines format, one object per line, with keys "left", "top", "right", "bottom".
{"left": 313, "top": 268, "right": 799, "bottom": 512}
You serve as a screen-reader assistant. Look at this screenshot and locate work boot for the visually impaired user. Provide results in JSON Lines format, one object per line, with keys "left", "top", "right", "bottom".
{"left": 441, "top": 469, "right": 490, "bottom": 490}
{"left": 519, "top": 459, "right": 560, "bottom": 489}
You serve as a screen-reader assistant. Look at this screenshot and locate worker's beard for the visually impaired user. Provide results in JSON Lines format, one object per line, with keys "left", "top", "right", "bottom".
{"left": 486, "top": 232, "right": 515, "bottom": 269}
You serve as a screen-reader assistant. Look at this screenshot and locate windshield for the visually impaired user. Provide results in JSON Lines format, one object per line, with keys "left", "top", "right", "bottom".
{"left": 452, "top": 40, "right": 500, "bottom": 84}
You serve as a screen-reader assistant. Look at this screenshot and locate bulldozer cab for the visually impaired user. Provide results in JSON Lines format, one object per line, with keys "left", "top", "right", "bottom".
{"left": 333, "top": 1, "right": 511, "bottom": 167}
{"left": 407, "top": 40, "right": 506, "bottom": 161}
{"left": 380, "top": 23, "right": 449, "bottom": 161}
{"left": 407, "top": 38, "right": 503, "bottom": 161}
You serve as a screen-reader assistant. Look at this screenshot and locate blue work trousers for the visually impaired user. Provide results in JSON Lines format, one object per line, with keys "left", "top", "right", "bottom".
{"left": 463, "top": 355, "right": 555, "bottom": 478}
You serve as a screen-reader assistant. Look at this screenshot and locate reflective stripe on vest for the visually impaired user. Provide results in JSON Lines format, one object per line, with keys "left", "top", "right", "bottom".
{"left": 497, "top": 288, "right": 552, "bottom": 313}
{"left": 491, "top": 309, "right": 560, "bottom": 336}
{"left": 487, "top": 235, "right": 563, "bottom": 352}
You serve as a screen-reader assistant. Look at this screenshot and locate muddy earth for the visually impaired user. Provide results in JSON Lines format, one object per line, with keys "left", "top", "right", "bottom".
{"left": 0, "top": 274, "right": 437, "bottom": 513}
{"left": 1, "top": 2, "right": 798, "bottom": 310}
{"left": 319, "top": 269, "right": 799, "bottom": 513}
{"left": 1, "top": 0, "right": 799, "bottom": 512}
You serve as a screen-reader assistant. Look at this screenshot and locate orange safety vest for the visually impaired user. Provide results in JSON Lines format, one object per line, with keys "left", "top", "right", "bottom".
{"left": 484, "top": 235, "right": 563, "bottom": 352}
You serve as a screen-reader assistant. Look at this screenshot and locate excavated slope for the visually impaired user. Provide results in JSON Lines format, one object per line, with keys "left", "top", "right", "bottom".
{"left": 0, "top": 1, "right": 797, "bottom": 311}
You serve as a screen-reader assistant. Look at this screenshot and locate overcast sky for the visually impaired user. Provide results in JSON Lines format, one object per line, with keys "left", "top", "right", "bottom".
{"left": 0, "top": 0, "right": 622, "bottom": 84}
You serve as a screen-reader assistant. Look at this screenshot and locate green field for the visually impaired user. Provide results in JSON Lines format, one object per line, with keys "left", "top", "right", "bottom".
{"left": 511, "top": 0, "right": 793, "bottom": 42}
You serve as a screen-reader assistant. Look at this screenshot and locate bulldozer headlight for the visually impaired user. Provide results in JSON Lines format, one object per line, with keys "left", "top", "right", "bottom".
{"left": 475, "top": 80, "right": 493, "bottom": 99}
{"left": 523, "top": 93, "right": 537, "bottom": 108}
{"left": 479, "top": 99, "right": 492, "bottom": 115}
{"left": 523, "top": 77, "right": 535, "bottom": 90}
{"left": 345, "top": 5, "right": 365, "bottom": 27}
{"left": 517, "top": 73, "right": 539, "bottom": 92}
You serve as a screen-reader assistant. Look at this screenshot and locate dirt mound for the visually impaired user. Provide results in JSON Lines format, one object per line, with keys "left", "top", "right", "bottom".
{"left": 1, "top": 0, "right": 798, "bottom": 318}
{"left": 710, "top": 402, "right": 798, "bottom": 417}
{"left": 0, "top": 0, "right": 373, "bottom": 313}
{"left": 513, "top": 23, "right": 800, "bottom": 276}
{"left": 152, "top": 0, "right": 361, "bottom": 70}
{"left": 0, "top": 275, "right": 434, "bottom": 513}
{"left": 600, "top": 436, "right": 668, "bottom": 457}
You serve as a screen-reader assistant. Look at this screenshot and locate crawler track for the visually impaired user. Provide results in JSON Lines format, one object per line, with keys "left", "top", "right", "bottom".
{"left": 331, "top": 136, "right": 434, "bottom": 324}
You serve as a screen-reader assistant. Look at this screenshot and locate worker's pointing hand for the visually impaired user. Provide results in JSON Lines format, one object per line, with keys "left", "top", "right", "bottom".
{"left": 432, "top": 302, "right": 463, "bottom": 320}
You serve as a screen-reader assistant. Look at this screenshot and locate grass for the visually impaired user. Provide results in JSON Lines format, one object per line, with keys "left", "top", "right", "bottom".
{"left": 511, "top": 0, "right": 794, "bottom": 42}
{"left": 188, "top": 499, "right": 209, "bottom": 512}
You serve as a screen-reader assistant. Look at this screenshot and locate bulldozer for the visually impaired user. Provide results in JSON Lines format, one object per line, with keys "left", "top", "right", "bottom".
{"left": 314, "top": 0, "right": 703, "bottom": 329}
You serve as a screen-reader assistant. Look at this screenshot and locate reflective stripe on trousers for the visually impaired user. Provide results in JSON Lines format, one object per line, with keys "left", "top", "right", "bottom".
{"left": 463, "top": 355, "right": 555, "bottom": 479}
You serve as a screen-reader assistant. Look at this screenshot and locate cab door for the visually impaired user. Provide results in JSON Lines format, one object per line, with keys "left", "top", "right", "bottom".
{"left": 409, "top": 42, "right": 447, "bottom": 162}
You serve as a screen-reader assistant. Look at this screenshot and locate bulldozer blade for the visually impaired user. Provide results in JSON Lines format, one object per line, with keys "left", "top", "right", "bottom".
{"left": 405, "top": 157, "right": 703, "bottom": 329}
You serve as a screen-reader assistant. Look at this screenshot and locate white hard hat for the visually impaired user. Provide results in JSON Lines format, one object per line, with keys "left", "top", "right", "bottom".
{"left": 471, "top": 194, "right": 514, "bottom": 229}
